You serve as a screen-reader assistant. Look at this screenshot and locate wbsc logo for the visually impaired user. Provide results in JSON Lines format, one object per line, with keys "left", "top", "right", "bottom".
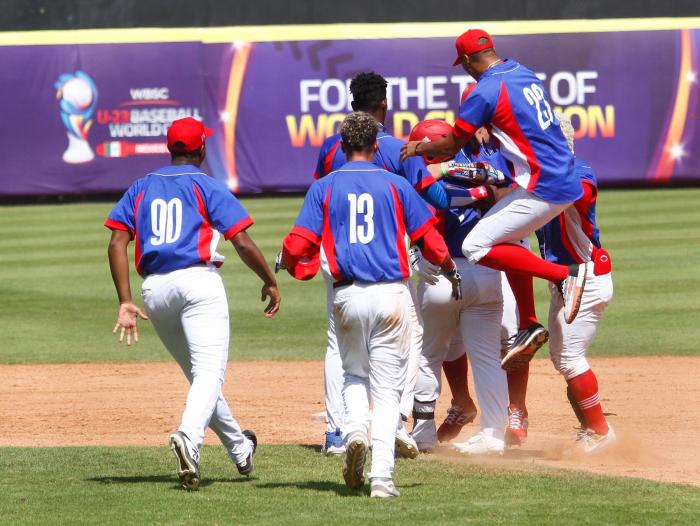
{"left": 55, "top": 71, "right": 98, "bottom": 164}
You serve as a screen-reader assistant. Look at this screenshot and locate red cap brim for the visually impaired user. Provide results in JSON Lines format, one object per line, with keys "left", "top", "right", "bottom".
{"left": 452, "top": 56, "right": 462, "bottom": 66}
{"left": 204, "top": 127, "right": 214, "bottom": 138}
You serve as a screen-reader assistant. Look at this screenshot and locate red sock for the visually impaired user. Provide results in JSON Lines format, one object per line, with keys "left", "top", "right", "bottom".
{"left": 442, "top": 354, "right": 475, "bottom": 410}
{"left": 507, "top": 363, "right": 529, "bottom": 413}
{"left": 506, "top": 272, "right": 538, "bottom": 329}
{"left": 567, "top": 369, "right": 608, "bottom": 435}
{"left": 479, "top": 244, "right": 569, "bottom": 282}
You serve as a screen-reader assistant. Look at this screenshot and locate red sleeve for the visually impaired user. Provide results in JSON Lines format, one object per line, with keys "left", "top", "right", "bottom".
{"left": 223, "top": 216, "right": 254, "bottom": 240}
{"left": 282, "top": 232, "right": 320, "bottom": 281}
{"left": 573, "top": 180, "right": 597, "bottom": 218}
{"left": 104, "top": 218, "right": 134, "bottom": 239}
{"left": 452, "top": 119, "right": 477, "bottom": 141}
{"left": 416, "top": 224, "right": 449, "bottom": 267}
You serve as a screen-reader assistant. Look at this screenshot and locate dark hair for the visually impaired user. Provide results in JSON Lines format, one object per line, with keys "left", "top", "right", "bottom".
{"left": 339, "top": 111, "right": 380, "bottom": 152}
{"left": 170, "top": 142, "right": 204, "bottom": 161}
{"left": 349, "top": 72, "right": 387, "bottom": 112}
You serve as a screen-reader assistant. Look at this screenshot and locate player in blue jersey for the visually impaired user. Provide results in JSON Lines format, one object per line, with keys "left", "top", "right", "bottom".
{"left": 508, "top": 114, "right": 616, "bottom": 453}
{"left": 280, "top": 112, "right": 458, "bottom": 498}
{"left": 313, "top": 72, "right": 441, "bottom": 459}
{"left": 106, "top": 117, "right": 281, "bottom": 490}
{"left": 402, "top": 29, "right": 588, "bottom": 372}
{"left": 407, "top": 118, "right": 510, "bottom": 454}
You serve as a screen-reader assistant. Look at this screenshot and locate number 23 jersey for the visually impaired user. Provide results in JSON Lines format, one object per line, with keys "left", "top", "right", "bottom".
{"left": 454, "top": 59, "right": 582, "bottom": 204}
{"left": 292, "top": 160, "right": 436, "bottom": 283}
{"left": 105, "top": 164, "right": 253, "bottom": 276}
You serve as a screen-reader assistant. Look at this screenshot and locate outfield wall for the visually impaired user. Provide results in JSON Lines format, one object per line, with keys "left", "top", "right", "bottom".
{"left": 1, "top": 19, "right": 699, "bottom": 196}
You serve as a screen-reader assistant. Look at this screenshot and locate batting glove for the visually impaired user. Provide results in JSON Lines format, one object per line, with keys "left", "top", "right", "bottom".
{"left": 441, "top": 268, "right": 463, "bottom": 301}
{"left": 408, "top": 246, "right": 441, "bottom": 285}
{"left": 440, "top": 160, "right": 507, "bottom": 187}
{"left": 274, "top": 250, "right": 286, "bottom": 273}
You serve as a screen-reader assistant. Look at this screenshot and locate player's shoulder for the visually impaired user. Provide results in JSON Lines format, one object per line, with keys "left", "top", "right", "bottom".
{"left": 321, "top": 133, "right": 342, "bottom": 151}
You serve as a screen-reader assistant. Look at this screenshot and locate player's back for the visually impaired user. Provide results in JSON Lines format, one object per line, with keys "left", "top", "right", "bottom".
{"left": 321, "top": 160, "right": 427, "bottom": 283}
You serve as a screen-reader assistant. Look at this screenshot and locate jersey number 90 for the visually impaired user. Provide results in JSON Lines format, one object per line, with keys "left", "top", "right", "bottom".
{"left": 523, "top": 83, "right": 554, "bottom": 130}
{"left": 150, "top": 198, "right": 182, "bottom": 245}
{"left": 348, "top": 193, "right": 374, "bottom": 244}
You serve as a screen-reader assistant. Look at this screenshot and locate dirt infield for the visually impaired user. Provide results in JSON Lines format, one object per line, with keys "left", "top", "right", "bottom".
{"left": 2, "top": 357, "right": 698, "bottom": 487}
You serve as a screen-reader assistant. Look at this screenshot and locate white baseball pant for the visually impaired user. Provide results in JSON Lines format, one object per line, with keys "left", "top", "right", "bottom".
{"left": 548, "top": 266, "right": 613, "bottom": 379}
{"left": 414, "top": 259, "right": 508, "bottom": 440}
{"left": 334, "top": 281, "right": 412, "bottom": 480}
{"left": 462, "top": 186, "right": 571, "bottom": 263}
{"left": 141, "top": 265, "right": 253, "bottom": 465}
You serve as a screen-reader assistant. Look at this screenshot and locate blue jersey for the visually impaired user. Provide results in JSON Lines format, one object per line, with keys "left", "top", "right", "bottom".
{"left": 454, "top": 60, "right": 581, "bottom": 204}
{"left": 105, "top": 164, "right": 253, "bottom": 276}
{"left": 294, "top": 160, "right": 435, "bottom": 282}
{"left": 314, "top": 128, "right": 435, "bottom": 191}
{"left": 536, "top": 158, "right": 601, "bottom": 265}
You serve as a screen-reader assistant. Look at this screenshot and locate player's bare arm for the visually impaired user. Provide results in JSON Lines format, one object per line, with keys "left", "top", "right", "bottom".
{"left": 231, "top": 231, "right": 281, "bottom": 317}
{"left": 107, "top": 229, "right": 149, "bottom": 346}
{"left": 401, "top": 132, "right": 468, "bottom": 162}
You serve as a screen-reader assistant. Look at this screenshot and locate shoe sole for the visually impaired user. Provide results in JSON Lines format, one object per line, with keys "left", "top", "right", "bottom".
{"left": 395, "top": 436, "right": 419, "bottom": 459}
{"left": 324, "top": 446, "right": 346, "bottom": 456}
{"left": 343, "top": 436, "right": 367, "bottom": 490}
{"left": 169, "top": 433, "right": 200, "bottom": 491}
{"left": 237, "top": 430, "right": 257, "bottom": 476}
{"left": 564, "top": 265, "right": 587, "bottom": 324}
{"left": 500, "top": 329, "right": 549, "bottom": 371}
{"left": 437, "top": 411, "right": 478, "bottom": 442}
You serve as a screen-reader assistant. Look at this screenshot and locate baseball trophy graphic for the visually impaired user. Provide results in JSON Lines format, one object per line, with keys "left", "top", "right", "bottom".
{"left": 54, "top": 71, "right": 98, "bottom": 164}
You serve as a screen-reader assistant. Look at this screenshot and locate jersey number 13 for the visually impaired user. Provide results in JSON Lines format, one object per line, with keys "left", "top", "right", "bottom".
{"left": 348, "top": 193, "right": 374, "bottom": 244}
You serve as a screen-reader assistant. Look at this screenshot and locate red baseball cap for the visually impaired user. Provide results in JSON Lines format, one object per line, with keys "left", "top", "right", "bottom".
{"left": 167, "top": 117, "right": 213, "bottom": 154}
{"left": 453, "top": 29, "right": 494, "bottom": 66}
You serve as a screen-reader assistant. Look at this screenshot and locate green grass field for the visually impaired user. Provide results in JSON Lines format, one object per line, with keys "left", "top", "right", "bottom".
{"left": 1, "top": 189, "right": 699, "bottom": 364}
{"left": 2, "top": 190, "right": 700, "bottom": 524}
{"left": 3, "top": 446, "right": 700, "bottom": 525}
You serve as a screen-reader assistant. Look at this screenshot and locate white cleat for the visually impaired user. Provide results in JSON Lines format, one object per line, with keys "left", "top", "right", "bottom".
{"left": 453, "top": 428, "right": 505, "bottom": 455}
{"left": 395, "top": 427, "right": 419, "bottom": 459}
{"left": 169, "top": 431, "right": 201, "bottom": 491}
{"left": 343, "top": 432, "right": 368, "bottom": 490}
{"left": 577, "top": 425, "right": 617, "bottom": 454}
{"left": 370, "top": 478, "right": 401, "bottom": 498}
{"left": 562, "top": 263, "right": 587, "bottom": 324}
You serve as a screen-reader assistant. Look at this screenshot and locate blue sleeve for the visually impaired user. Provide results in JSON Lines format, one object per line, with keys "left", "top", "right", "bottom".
{"left": 106, "top": 182, "right": 140, "bottom": 235}
{"left": 196, "top": 177, "right": 253, "bottom": 240}
{"left": 455, "top": 81, "right": 500, "bottom": 135}
{"left": 395, "top": 177, "right": 435, "bottom": 241}
{"left": 294, "top": 179, "right": 326, "bottom": 241}
{"left": 399, "top": 155, "right": 434, "bottom": 191}
{"left": 421, "top": 182, "right": 449, "bottom": 210}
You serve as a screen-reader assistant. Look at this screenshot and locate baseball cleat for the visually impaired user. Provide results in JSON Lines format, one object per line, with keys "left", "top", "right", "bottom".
{"left": 562, "top": 263, "right": 587, "bottom": 324}
{"left": 453, "top": 428, "right": 505, "bottom": 455}
{"left": 395, "top": 427, "right": 419, "bottom": 459}
{"left": 169, "top": 431, "right": 201, "bottom": 491}
{"left": 236, "top": 429, "right": 257, "bottom": 476}
{"left": 505, "top": 408, "right": 529, "bottom": 447}
{"left": 576, "top": 425, "right": 617, "bottom": 454}
{"left": 370, "top": 478, "right": 401, "bottom": 498}
{"left": 437, "top": 404, "right": 478, "bottom": 442}
{"left": 343, "top": 432, "right": 368, "bottom": 490}
{"left": 323, "top": 428, "right": 346, "bottom": 456}
{"left": 500, "top": 323, "right": 549, "bottom": 371}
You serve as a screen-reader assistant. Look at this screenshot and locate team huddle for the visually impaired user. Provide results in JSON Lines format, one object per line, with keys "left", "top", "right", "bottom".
{"left": 107, "top": 29, "right": 614, "bottom": 498}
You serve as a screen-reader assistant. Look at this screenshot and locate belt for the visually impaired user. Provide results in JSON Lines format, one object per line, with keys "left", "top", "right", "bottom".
{"left": 333, "top": 279, "right": 355, "bottom": 289}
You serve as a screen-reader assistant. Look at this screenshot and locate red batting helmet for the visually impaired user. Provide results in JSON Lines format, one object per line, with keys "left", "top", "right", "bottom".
{"left": 409, "top": 119, "right": 454, "bottom": 164}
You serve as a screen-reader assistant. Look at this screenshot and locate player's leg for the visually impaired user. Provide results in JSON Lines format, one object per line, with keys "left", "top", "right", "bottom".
{"left": 322, "top": 273, "right": 345, "bottom": 454}
{"left": 395, "top": 281, "right": 422, "bottom": 459}
{"left": 462, "top": 187, "right": 586, "bottom": 325}
{"left": 412, "top": 275, "right": 459, "bottom": 451}
{"left": 366, "top": 283, "right": 411, "bottom": 497}
{"left": 333, "top": 284, "right": 372, "bottom": 491}
{"left": 437, "top": 333, "right": 478, "bottom": 442}
{"left": 549, "top": 271, "right": 614, "bottom": 452}
{"left": 453, "top": 265, "right": 508, "bottom": 455}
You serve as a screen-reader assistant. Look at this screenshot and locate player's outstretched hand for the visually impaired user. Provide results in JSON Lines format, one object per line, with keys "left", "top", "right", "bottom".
{"left": 112, "top": 302, "right": 149, "bottom": 346}
{"left": 261, "top": 284, "right": 281, "bottom": 318}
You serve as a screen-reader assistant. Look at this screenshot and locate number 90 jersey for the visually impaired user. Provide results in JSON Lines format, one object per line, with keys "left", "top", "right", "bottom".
{"left": 292, "top": 160, "right": 436, "bottom": 283}
{"left": 105, "top": 164, "right": 253, "bottom": 276}
{"left": 454, "top": 59, "right": 582, "bottom": 204}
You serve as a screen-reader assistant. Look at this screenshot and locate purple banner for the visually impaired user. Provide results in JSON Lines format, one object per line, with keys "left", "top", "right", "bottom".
{"left": 0, "top": 29, "right": 698, "bottom": 195}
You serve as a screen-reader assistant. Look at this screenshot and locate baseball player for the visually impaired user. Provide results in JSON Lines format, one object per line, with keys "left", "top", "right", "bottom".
{"left": 506, "top": 114, "right": 616, "bottom": 452}
{"left": 408, "top": 119, "right": 509, "bottom": 454}
{"left": 280, "top": 112, "right": 458, "bottom": 497}
{"left": 313, "top": 72, "right": 442, "bottom": 458}
{"left": 402, "top": 29, "right": 587, "bottom": 371}
{"left": 106, "top": 117, "right": 281, "bottom": 490}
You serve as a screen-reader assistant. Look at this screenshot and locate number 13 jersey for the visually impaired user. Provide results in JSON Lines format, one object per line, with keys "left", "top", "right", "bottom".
{"left": 454, "top": 59, "right": 582, "bottom": 204}
{"left": 105, "top": 164, "right": 253, "bottom": 276}
{"left": 292, "top": 160, "right": 436, "bottom": 283}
